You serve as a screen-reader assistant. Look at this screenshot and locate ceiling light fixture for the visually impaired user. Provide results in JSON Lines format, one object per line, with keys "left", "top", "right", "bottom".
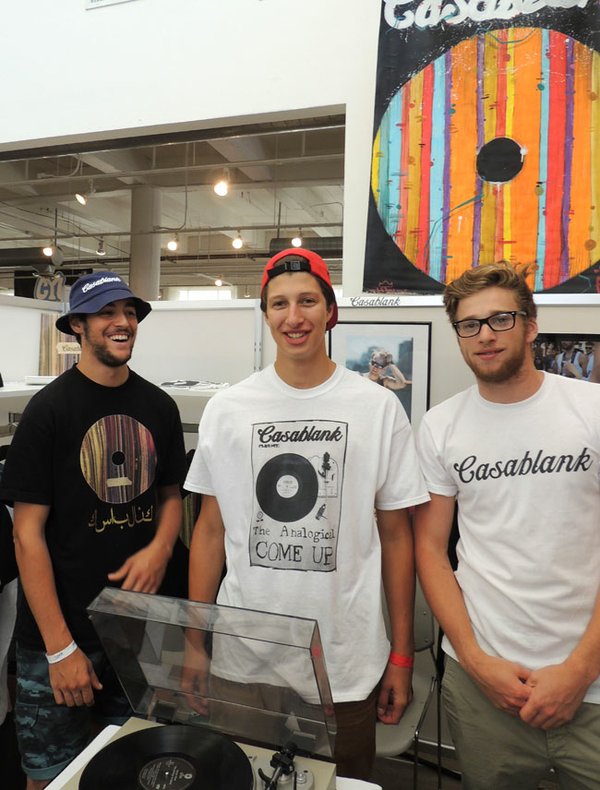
{"left": 291, "top": 229, "right": 303, "bottom": 248}
{"left": 167, "top": 234, "right": 179, "bottom": 252}
{"left": 75, "top": 179, "right": 95, "bottom": 206}
{"left": 96, "top": 238, "right": 106, "bottom": 257}
{"left": 214, "top": 276, "right": 223, "bottom": 287}
{"left": 42, "top": 244, "right": 54, "bottom": 257}
{"left": 232, "top": 231, "right": 243, "bottom": 250}
{"left": 213, "top": 168, "right": 230, "bottom": 197}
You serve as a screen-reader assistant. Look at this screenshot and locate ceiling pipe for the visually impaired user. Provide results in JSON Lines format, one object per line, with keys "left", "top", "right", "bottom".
{"left": 0, "top": 153, "right": 344, "bottom": 190}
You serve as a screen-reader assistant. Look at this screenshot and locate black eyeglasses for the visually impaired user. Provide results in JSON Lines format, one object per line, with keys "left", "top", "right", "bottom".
{"left": 369, "top": 360, "right": 385, "bottom": 368}
{"left": 453, "top": 311, "right": 527, "bottom": 338}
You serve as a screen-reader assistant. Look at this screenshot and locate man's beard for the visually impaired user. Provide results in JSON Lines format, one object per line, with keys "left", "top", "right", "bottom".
{"left": 84, "top": 328, "right": 132, "bottom": 368}
{"left": 465, "top": 341, "right": 528, "bottom": 384}
{"left": 91, "top": 344, "right": 132, "bottom": 367}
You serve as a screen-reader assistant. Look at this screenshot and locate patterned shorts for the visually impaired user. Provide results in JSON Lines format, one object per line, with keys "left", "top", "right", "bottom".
{"left": 15, "top": 645, "right": 132, "bottom": 781}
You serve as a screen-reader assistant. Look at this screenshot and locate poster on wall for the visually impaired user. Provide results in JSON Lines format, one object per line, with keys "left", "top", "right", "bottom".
{"left": 533, "top": 334, "right": 600, "bottom": 382}
{"left": 39, "top": 314, "right": 80, "bottom": 377}
{"left": 364, "top": 1, "right": 599, "bottom": 295}
{"left": 328, "top": 321, "right": 431, "bottom": 427}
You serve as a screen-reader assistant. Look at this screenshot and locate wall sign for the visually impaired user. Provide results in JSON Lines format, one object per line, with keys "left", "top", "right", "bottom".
{"left": 33, "top": 273, "right": 66, "bottom": 302}
{"left": 364, "top": 1, "right": 599, "bottom": 294}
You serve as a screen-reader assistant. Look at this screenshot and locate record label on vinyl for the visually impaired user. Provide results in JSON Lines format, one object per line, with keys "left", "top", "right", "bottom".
{"left": 79, "top": 724, "right": 253, "bottom": 790}
{"left": 250, "top": 420, "right": 348, "bottom": 572}
{"left": 139, "top": 756, "right": 196, "bottom": 790}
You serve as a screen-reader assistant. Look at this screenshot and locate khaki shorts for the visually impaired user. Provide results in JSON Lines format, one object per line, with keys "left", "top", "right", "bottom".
{"left": 442, "top": 655, "right": 600, "bottom": 790}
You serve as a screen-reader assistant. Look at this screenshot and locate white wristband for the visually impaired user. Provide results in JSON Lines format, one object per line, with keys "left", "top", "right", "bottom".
{"left": 45, "top": 640, "right": 78, "bottom": 664}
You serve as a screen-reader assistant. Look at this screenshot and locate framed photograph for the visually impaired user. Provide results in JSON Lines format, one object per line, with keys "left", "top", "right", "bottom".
{"left": 329, "top": 322, "right": 431, "bottom": 427}
{"left": 533, "top": 334, "right": 600, "bottom": 383}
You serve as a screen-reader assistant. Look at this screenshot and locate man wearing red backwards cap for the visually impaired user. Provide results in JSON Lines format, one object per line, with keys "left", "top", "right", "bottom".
{"left": 185, "top": 249, "right": 428, "bottom": 780}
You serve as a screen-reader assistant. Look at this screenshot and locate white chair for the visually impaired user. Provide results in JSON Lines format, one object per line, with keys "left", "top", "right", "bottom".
{"left": 375, "top": 582, "right": 442, "bottom": 789}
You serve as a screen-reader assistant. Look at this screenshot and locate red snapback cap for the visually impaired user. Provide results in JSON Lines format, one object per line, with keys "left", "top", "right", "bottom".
{"left": 260, "top": 248, "right": 338, "bottom": 330}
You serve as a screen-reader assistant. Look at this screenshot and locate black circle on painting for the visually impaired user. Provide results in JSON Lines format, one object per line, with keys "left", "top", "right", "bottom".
{"left": 112, "top": 450, "right": 125, "bottom": 466}
{"left": 476, "top": 137, "right": 524, "bottom": 183}
{"left": 256, "top": 453, "right": 319, "bottom": 523}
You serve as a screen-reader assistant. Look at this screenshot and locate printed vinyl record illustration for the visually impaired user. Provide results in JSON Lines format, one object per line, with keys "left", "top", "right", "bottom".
{"left": 80, "top": 414, "right": 157, "bottom": 504}
{"left": 256, "top": 453, "right": 319, "bottom": 523}
{"left": 371, "top": 27, "right": 599, "bottom": 290}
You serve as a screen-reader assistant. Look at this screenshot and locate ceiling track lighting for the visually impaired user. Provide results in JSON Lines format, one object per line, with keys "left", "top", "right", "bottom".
{"left": 96, "top": 237, "right": 106, "bottom": 257}
{"left": 231, "top": 231, "right": 243, "bottom": 250}
{"left": 42, "top": 244, "right": 54, "bottom": 257}
{"left": 167, "top": 234, "right": 179, "bottom": 252}
{"left": 291, "top": 229, "right": 303, "bottom": 248}
{"left": 213, "top": 168, "right": 230, "bottom": 197}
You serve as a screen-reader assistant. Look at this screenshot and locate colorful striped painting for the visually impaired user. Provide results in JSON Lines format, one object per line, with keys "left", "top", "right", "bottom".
{"left": 371, "top": 28, "right": 599, "bottom": 289}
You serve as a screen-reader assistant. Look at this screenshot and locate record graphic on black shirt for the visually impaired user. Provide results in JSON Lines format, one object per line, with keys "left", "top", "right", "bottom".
{"left": 79, "top": 725, "right": 253, "bottom": 790}
{"left": 80, "top": 414, "right": 157, "bottom": 504}
{"left": 256, "top": 453, "right": 319, "bottom": 522}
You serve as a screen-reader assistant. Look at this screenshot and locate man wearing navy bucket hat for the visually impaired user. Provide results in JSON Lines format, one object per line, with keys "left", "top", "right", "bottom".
{"left": 0, "top": 271, "right": 186, "bottom": 789}
{"left": 185, "top": 249, "right": 429, "bottom": 780}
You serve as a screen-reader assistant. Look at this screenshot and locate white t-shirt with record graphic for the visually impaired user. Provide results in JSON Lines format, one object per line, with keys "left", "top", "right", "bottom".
{"left": 417, "top": 373, "right": 600, "bottom": 703}
{"left": 186, "top": 364, "right": 429, "bottom": 702}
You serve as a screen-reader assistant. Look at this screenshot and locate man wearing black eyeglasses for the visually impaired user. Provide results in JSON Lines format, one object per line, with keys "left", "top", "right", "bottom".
{"left": 415, "top": 262, "right": 600, "bottom": 789}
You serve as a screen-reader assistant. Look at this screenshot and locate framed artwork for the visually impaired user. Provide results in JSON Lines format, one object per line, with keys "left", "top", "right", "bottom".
{"left": 533, "top": 334, "right": 600, "bottom": 383}
{"left": 364, "top": 2, "right": 599, "bottom": 296}
{"left": 39, "top": 312, "right": 80, "bottom": 376}
{"left": 328, "top": 322, "right": 431, "bottom": 427}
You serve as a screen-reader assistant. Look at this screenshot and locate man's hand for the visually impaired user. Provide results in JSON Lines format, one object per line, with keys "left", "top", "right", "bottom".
{"left": 107, "top": 540, "right": 171, "bottom": 593}
{"left": 180, "top": 634, "right": 212, "bottom": 717}
{"left": 49, "top": 648, "right": 103, "bottom": 707}
{"left": 376, "top": 663, "right": 413, "bottom": 725}
{"left": 467, "top": 653, "right": 532, "bottom": 714}
{"left": 519, "top": 662, "right": 589, "bottom": 729}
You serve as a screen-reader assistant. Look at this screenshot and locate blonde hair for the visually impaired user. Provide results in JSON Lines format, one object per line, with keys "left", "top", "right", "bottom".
{"left": 443, "top": 262, "right": 536, "bottom": 323}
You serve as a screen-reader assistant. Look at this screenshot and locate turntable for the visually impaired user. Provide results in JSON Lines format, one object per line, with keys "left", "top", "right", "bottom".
{"left": 57, "top": 588, "right": 338, "bottom": 789}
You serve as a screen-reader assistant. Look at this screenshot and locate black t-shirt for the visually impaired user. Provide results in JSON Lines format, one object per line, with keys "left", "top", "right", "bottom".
{"left": 0, "top": 367, "right": 187, "bottom": 649}
{"left": 0, "top": 503, "right": 17, "bottom": 591}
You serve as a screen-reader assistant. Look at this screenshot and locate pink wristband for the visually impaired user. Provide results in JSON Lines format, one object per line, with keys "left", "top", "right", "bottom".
{"left": 388, "top": 651, "right": 414, "bottom": 669}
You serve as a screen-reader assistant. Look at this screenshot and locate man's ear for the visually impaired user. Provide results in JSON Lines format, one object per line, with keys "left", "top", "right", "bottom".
{"left": 526, "top": 318, "right": 539, "bottom": 345}
{"left": 68, "top": 315, "right": 84, "bottom": 337}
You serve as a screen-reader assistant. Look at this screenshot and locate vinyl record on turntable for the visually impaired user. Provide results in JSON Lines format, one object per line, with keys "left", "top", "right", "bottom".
{"left": 79, "top": 724, "right": 253, "bottom": 790}
{"left": 255, "top": 453, "right": 319, "bottom": 522}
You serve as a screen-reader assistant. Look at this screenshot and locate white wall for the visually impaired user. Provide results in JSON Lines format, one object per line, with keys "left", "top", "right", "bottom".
{"left": 132, "top": 300, "right": 259, "bottom": 387}
{"left": 0, "top": 0, "right": 379, "bottom": 297}
{"left": 0, "top": 295, "right": 59, "bottom": 381}
{"left": 1, "top": 294, "right": 596, "bottom": 408}
{"left": 264, "top": 298, "right": 600, "bottom": 409}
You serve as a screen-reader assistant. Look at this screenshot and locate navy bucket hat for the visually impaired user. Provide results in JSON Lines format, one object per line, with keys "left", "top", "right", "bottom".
{"left": 55, "top": 271, "right": 152, "bottom": 335}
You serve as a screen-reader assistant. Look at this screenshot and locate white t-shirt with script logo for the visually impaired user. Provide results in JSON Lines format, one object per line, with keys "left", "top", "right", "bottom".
{"left": 418, "top": 372, "right": 600, "bottom": 703}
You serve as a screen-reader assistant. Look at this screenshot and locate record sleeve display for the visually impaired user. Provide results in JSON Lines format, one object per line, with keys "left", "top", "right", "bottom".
{"left": 73, "top": 588, "right": 338, "bottom": 789}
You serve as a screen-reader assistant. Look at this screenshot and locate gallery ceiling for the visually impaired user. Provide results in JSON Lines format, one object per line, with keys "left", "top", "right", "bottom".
{"left": 0, "top": 115, "right": 345, "bottom": 296}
